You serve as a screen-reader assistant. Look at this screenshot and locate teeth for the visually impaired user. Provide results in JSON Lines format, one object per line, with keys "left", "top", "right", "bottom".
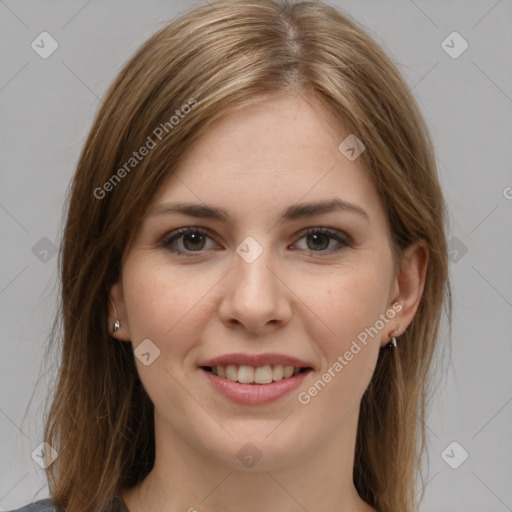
{"left": 283, "top": 365, "right": 294, "bottom": 378}
{"left": 255, "top": 365, "right": 273, "bottom": 384}
{"left": 272, "top": 364, "right": 283, "bottom": 381}
{"left": 211, "top": 364, "right": 302, "bottom": 384}
{"left": 238, "top": 365, "right": 255, "bottom": 384}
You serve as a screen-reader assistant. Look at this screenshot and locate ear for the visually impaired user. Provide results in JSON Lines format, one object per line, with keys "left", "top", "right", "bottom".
{"left": 108, "top": 281, "right": 131, "bottom": 342}
{"left": 382, "top": 239, "right": 429, "bottom": 347}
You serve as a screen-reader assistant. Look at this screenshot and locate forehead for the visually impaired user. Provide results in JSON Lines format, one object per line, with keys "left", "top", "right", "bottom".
{"left": 150, "top": 93, "right": 382, "bottom": 224}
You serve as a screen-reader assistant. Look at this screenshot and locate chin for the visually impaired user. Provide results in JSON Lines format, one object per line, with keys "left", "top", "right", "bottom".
{"left": 200, "top": 434, "right": 306, "bottom": 472}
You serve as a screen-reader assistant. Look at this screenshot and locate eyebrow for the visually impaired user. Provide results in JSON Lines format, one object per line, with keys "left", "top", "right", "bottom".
{"left": 150, "top": 198, "right": 369, "bottom": 223}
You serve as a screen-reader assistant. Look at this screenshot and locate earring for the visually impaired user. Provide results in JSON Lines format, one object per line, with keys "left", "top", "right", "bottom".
{"left": 109, "top": 294, "right": 120, "bottom": 334}
{"left": 385, "top": 327, "right": 400, "bottom": 349}
{"left": 386, "top": 335, "right": 397, "bottom": 349}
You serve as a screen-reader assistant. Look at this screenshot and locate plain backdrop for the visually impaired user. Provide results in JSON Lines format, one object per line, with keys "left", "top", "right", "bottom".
{"left": 1, "top": 1, "right": 511, "bottom": 510}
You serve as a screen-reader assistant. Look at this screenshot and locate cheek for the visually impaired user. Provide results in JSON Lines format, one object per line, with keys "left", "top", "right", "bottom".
{"left": 295, "top": 268, "right": 389, "bottom": 421}
{"left": 122, "top": 260, "right": 213, "bottom": 356}
{"left": 299, "top": 259, "right": 392, "bottom": 347}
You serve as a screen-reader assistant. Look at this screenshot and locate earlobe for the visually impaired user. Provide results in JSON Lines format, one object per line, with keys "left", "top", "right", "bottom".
{"left": 109, "top": 282, "right": 131, "bottom": 341}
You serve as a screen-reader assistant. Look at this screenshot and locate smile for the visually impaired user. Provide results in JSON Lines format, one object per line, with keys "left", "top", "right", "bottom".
{"left": 200, "top": 365, "right": 313, "bottom": 405}
{"left": 201, "top": 364, "right": 310, "bottom": 384}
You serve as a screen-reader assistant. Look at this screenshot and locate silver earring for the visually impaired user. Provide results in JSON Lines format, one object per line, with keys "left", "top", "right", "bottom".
{"left": 387, "top": 336, "right": 397, "bottom": 349}
{"left": 109, "top": 294, "right": 120, "bottom": 333}
{"left": 385, "top": 328, "right": 399, "bottom": 349}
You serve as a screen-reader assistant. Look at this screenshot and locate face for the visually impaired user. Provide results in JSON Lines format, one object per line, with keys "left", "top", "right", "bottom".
{"left": 110, "top": 92, "right": 423, "bottom": 471}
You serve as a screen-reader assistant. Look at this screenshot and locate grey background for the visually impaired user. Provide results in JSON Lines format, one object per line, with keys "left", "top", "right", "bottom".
{"left": 1, "top": 0, "right": 511, "bottom": 510}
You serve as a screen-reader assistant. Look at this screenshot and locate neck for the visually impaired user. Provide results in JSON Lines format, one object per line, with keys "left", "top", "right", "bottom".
{"left": 122, "top": 405, "right": 376, "bottom": 512}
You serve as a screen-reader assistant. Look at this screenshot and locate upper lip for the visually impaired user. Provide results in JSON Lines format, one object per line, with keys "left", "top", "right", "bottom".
{"left": 199, "top": 353, "right": 314, "bottom": 369}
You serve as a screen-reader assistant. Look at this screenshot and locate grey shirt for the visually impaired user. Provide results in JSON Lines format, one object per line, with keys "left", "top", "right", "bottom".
{"left": 5, "top": 496, "right": 129, "bottom": 512}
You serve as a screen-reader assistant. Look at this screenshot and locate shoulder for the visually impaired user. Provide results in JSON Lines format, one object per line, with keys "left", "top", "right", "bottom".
{"left": 4, "top": 498, "right": 58, "bottom": 512}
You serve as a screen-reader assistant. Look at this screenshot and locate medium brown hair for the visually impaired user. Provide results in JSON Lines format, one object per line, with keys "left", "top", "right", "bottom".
{"left": 33, "top": 1, "right": 451, "bottom": 511}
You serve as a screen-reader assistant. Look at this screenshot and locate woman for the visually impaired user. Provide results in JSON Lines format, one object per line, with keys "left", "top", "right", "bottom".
{"left": 10, "top": 0, "right": 451, "bottom": 511}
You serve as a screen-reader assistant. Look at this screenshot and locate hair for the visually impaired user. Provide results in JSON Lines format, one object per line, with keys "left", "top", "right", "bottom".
{"left": 33, "top": 1, "right": 452, "bottom": 511}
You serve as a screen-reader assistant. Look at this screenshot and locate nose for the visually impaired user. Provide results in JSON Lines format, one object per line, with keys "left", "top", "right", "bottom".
{"left": 218, "top": 246, "right": 292, "bottom": 334}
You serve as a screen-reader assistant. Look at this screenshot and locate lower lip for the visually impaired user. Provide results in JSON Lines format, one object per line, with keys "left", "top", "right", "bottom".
{"left": 201, "top": 368, "right": 312, "bottom": 405}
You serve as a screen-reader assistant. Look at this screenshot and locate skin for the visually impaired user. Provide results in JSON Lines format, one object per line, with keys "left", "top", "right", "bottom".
{"left": 110, "top": 91, "right": 427, "bottom": 512}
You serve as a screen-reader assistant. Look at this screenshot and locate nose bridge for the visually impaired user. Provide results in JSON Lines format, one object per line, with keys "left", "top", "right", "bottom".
{"left": 219, "top": 236, "right": 290, "bottom": 330}
{"left": 237, "top": 248, "right": 276, "bottom": 296}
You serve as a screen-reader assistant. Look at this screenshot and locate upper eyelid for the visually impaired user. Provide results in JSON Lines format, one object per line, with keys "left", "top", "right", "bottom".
{"left": 161, "top": 226, "right": 216, "bottom": 244}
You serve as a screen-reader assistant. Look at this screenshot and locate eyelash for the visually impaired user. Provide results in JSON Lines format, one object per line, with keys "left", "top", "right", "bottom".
{"left": 160, "top": 226, "right": 352, "bottom": 258}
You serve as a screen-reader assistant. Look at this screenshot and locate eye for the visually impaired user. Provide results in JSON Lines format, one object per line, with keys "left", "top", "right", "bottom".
{"left": 161, "top": 227, "right": 216, "bottom": 255}
{"left": 293, "top": 227, "right": 351, "bottom": 255}
{"left": 161, "top": 226, "right": 351, "bottom": 257}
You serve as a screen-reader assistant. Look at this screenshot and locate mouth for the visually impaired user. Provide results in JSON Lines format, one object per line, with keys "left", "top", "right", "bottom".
{"left": 200, "top": 364, "right": 313, "bottom": 385}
